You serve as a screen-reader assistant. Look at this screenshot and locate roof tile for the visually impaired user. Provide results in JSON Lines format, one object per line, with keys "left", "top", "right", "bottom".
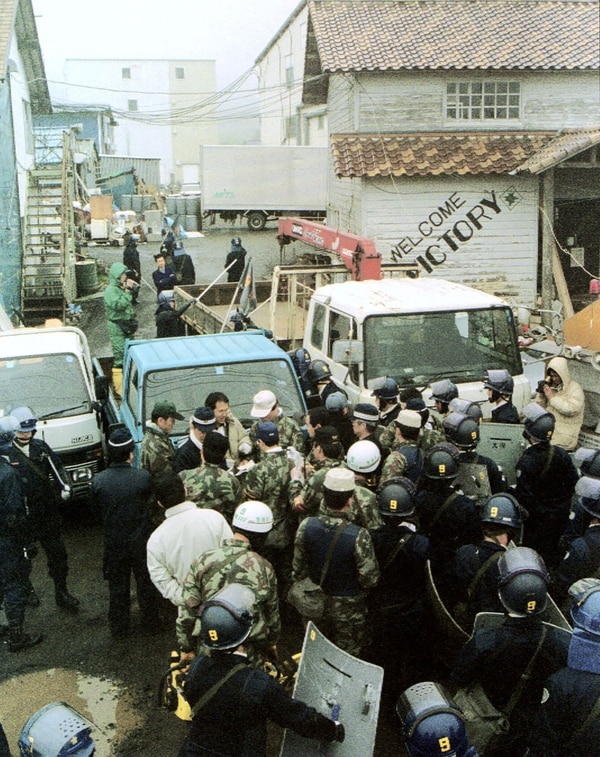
{"left": 309, "top": 0, "right": 599, "bottom": 71}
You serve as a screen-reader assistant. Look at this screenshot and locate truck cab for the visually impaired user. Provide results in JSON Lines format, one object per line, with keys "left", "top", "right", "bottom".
{"left": 303, "top": 277, "right": 529, "bottom": 414}
{"left": 0, "top": 326, "right": 104, "bottom": 497}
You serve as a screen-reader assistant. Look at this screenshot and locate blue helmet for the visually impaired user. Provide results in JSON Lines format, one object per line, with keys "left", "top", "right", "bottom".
{"left": 397, "top": 682, "right": 473, "bottom": 757}
{"left": 10, "top": 405, "right": 37, "bottom": 432}
{"left": 570, "top": 578, "right": 600, "bottom": 637}
{"left": 18, "top": 701, "right": 95, "bottom": 756}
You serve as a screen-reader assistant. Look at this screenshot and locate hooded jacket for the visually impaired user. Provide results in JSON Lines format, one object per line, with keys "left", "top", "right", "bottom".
{"left": 536, "top": 356, "right": 584, "bottom": 450}
{"left": 104, "top": 262, "right": 134, "bottom": 323}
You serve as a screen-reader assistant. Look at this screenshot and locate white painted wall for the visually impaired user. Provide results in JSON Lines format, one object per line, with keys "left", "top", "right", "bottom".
{"left": 8, "top": 36, "right": 35, "bottom": 217}
{"left": 256, "top": 7, "right": 308, "bottom": 144}
{"left": 356, "top": 175, "right": 539, "bottom": 307}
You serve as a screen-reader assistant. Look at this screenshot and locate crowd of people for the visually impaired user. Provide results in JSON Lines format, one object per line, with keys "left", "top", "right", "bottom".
{"left": 1, "top": 350, "right": 598, "bottom": 756}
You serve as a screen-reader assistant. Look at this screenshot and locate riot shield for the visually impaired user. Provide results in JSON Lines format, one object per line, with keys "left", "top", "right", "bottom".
{"left": 280, "top": 622, "right": 383, "bottom": 757}
{"left": 454, "top": 461, "right": 492, "bottom": 506}
{"left": 425, "top": 560, "right": 470, "bottom": 645}
{"left": 478, "top": 422, "right": 528, "bottom": 486}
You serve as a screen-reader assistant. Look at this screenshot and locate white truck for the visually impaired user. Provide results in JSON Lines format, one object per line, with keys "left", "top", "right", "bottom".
{"left": 200, "top": 145, "right": 328, "bottom": 231}
{"left": 0, "top": 325, "right": 106, "bottom": 498}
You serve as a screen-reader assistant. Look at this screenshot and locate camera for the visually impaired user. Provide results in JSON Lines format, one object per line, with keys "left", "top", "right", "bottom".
{"left": 536, "top": 379, "right": 549, "bottom": 394}
{"left": 128, "top": 281, "right": 140, "bottom": 292}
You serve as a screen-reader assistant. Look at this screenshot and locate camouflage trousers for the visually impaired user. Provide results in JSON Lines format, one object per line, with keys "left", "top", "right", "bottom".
{"left": 311, "top": 594, "right": 369, "bottom": 658}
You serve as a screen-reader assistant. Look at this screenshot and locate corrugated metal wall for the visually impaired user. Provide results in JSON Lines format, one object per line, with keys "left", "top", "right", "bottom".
{"left": 98, "top": 155, "right": 161, "bottom": 190}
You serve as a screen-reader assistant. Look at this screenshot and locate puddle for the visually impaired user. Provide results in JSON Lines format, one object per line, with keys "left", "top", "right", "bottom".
{"left": 0, "top": 668, "right": 142, "bottom": 755}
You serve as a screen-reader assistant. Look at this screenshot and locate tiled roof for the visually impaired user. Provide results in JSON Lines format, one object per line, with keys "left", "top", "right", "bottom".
{"left": 515, "top": 128, "right": 600, "bottom": 174}
{"left": 331, "top": 132, "right": 557, "bottom": 177}
{"left": 309, "top": 0, "right": 600, "bottom": 71}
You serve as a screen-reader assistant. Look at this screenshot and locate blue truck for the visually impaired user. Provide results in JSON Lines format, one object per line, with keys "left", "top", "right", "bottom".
{"left": 92, "top": 330, "right": 308, "bottom": 456}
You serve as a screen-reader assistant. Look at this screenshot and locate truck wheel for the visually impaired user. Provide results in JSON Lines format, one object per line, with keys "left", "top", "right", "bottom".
{"left": 247, "top": 212, "right": 267, "bottom": 231}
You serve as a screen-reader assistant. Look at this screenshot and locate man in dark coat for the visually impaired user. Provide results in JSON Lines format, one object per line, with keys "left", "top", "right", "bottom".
{"left": 224, "top": 237, "right": 247, "bottom": 282}
{"left": 122, "top": 232, "right": 141, "bottom": 303}
{"left": 91, "top": 428, "right": 160, "bottom": 639}
{"left": 173, "top": 242, "right": 196, "bottom": 285}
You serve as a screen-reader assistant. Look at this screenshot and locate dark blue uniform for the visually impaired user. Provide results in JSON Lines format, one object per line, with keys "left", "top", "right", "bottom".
{"left": 0, "top": 457, "right": 29, "bottom": 628}
{"left": 553, "top": 525, "right": 600, "bottom": 603}
{"left": 491, "top": 402, "right": 520, "bottom": 424}
{"left": 515, "top": 442, "right": 578, "bottom": 568}
{"left": 91, "top": 462, "right": 159, "bottom": 638}
{"left": 452, "top": 616, "right": 570, "bottom": 755}
{"left": 179, "top": 653, "right": 339, "bottom": 756}
{"left": 454, "top": 540, "right": 507, "bottom": 625}
{"left": 173, "top": 438, "right": 202, "bottom": 474}
{"left": 9, "top": 438, "right": 71, "bottom": 590}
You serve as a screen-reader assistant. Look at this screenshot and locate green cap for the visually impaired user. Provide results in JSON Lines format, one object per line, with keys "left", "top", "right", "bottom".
{"left": 152, "top": 401, "right": 184, "bottom": 420}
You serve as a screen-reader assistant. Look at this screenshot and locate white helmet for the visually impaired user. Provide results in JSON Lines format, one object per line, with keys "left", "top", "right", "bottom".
{"left": 346, "top": 440, "right": 381, "bottom": 474}
{"left": 232, "top": 501, "right": 273, "bottom": 533}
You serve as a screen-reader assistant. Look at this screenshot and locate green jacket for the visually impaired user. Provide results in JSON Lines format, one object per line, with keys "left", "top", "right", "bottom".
{"left": 104, "top": 262, "right": 133, "bottom": 322}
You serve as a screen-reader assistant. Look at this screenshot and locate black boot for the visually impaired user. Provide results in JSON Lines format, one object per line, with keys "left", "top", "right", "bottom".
{"left": 55, "top": 586, "right": 80, "bottom": 612}
{"left": 7, "top": 625, "right": 43, "bottom": 652}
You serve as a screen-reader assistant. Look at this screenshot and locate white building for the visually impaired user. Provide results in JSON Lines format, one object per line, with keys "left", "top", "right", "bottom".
{"left": 59, "top": 58, "right": 219, "bottom": 189}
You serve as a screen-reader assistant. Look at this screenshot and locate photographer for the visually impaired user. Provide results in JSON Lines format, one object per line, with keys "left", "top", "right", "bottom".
{"left": 103, "top": 262, "right": 138, "bottom": 396}
{"left": 535, "top": 356, "right": 584, "bottom": 451}
{"left": 122, "top": 232, "right": 141, "bottom": 304}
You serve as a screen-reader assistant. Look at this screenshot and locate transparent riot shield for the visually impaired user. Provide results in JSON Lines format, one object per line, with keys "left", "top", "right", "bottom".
{"left": 280, "top": 622, "right": 383, "bottom": 757}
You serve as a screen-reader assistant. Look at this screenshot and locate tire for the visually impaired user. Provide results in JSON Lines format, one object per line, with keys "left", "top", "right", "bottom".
{"left": 247, "top": 212, "right": 267, "bottom": 231}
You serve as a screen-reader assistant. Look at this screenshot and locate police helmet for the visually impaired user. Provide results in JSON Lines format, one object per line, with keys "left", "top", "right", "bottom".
{"left": 0, "top": 415, "right": 19, "bottom": 455}
{"left": 497, "top": 547, "right": 550, "bottom": 617}
{"left": 378, "top": 477, "right": 416, "bottom": 518}
{"left": 18, "top": 702, "right": 95, "bottom": 757}
{"left": 397, "top": 681, "right": 471, "bottom": 757}
{"left": 10, "top": 405, "right": 37, "bottom": 432}
{"left": 346, "top": 440, "right": 381, "bottom": 474}
{"left": 448, "top": 398, "right": 483, "bottom": 423}
{"left": 484, "top": 369, "right": 514, "bottom": 396}
{"left": 442, "top": 412, "right": 480, "bottom": 449}
{"left": 199, "top": 584, "right": 255, "bottom": 650}
{"left": 371, "top": 377, "right": 399, "bottom": 401}
{"left": 308, "top": 359, "right": 331, "bottom": 383}
{"left": 231, "top": 237, "right": 242, "bottom": 247}
{"left": 157, "top": 289, "right": 175, "bottom": 305}
{"left": 430, "top": 379, "right": 459, "bottom": 405}
{"left": 576, "top": 476, "right": 600, "bottom": 519}
{"left": 423, "top": 444, "right": 460, "bottom": 480}
{"left": 569, "top": 578, "right": 600, "bottom": 637}
{"left": 576, "top": 448, "right": 600, "bottom": 479}
{"left": 232, "top": 501, "right": 273, "bottom": 533}
{"left": 480, "top": 493, "right": 523, "bottom": 531}
{"left": 522, "top": 403, "right": 554, "bottom": 442}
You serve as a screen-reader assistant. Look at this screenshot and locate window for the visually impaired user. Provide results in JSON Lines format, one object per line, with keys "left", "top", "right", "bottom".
{"left": 128, "top": 100, "right": 138, "bottom": 112}
{"left": 310, "top": 302, "right": 326, "bottom": 352}
{"left": 285, "top": 115, "right": 300, "bottom": 141}
{"left": 122, "top": 68, "right": 131, "bottom": 79}
{"left": 175, "top": 67, "right": 185, "bottom": 79}
{"left": 285, "top": 54, "right": 294, "bottom": 88}
{"left": 446, "top": 81, "right": 521, "bottom": 121}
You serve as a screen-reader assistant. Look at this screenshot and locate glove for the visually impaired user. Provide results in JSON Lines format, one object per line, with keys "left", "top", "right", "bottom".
{"left": 61, "top": 487, "right": 72, "bottom": 502}
{"left": 238, "top": 442, "right": 252, "bottom": 456}
{"left": 333, "top": 722, "right": 345, "bottom": 743}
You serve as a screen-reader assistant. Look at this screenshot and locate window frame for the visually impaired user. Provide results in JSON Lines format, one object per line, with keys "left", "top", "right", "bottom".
{"left": 445, "top": 80, "right": 521, "bottom": 122}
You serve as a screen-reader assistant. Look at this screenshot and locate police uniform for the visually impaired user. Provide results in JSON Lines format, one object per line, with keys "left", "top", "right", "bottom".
{"left": 0, "top": 457, "right": 29, "bottom": 631}
{"left": 454, "top": 540, "right": 507, "bottom": 624}
{"left": 9, "top": 437, "right": 73, "bottom": 602}
{"left": 553, "top": 525, "right": 600, "bottom": 604}
{"left": 491, "top": 401, "right": 520, "bottom": 424}
{"left": 173, "top": 436, "right": 202, "bottom": 473}
{"left": 515, "top": 442, "right": 579, "bottom": 568}
{"left": 179, "top": 652, "right": 340, "bottom": 756}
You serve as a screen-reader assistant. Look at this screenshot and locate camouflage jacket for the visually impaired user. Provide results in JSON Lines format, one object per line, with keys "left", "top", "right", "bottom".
{"left": 140, "top": 424, "right": 174, "bottom": 477}
{"left": 176, "top": 537, "right": 280, "bottom": 655}
{"left": 249, "top": 413, "right": 304, "bottom": 460}
{"left": 379, "top": 422, "right": 445, "bottom": 454}
{"left": 290, "top": 459, "right": 342, "bottom": 519}
{"left": 243, "top": 449, "right": 292, "bottom": 548}
{"left": 380, "top": 449, "right": 409, "bottom": 484}
{"left": 293, "top": 509, "right": 380, "bottom": 593}
{"left": 180, "top": 463, "right": 242, "bottom": 524}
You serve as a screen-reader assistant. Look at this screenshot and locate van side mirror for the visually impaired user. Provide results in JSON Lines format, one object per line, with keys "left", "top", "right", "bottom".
{"left": 94, "top": 375, "right": 110, "bottom": 402}
{"left": 332, "top": 339, "right": 364, "bottom": 366}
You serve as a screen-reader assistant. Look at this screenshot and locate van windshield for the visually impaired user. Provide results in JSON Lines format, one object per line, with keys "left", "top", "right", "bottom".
{"left": 363, "top": 307, "right": 522, "bottom": 387}
{"left": 0, "top": 353, "right": 90, "bottom": 418}
{"left": 143, "top": 358, "right": 305, "bottom": 436}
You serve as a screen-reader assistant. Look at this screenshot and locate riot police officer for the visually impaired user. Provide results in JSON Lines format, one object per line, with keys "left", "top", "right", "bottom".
{"left": 8, "top": 406, "right": 80, "bottom": 611}
{"left": 454, "top": 494, "right": 524, "bottom": 628}
{"left": 371, "top": 377, "right": 401, "bottom": 426}
{"left": 178, "top": 584, "right": 345, "bottom": 756}
{"left": 0, "top": 416, "right": 43, "bottom": 652}
{"left": 429, "top": 378, "right": 459, "bottom": 432}
{"left": 484, "top": 369, "right": 520, "bottom": 424}
{"left": 451, "top": 547, "right": 570, "bottom": 756}
{"left": 515, "top": 403, "right": 578, "bottom": 569}
{"left": 529, "top": 578, "right": 600, "bottom": 755}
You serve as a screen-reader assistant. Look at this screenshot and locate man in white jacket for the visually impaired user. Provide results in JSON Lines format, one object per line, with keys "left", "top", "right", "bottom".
{"left": 146, "top": 471, "right": 232, "bottom": 607}
{"left": 536, "top": 356, "right": 584, "bottom": 451}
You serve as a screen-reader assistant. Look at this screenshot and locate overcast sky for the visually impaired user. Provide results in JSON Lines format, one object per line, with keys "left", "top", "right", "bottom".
{"left": 32, "top": 0, "right": 301, "bottom": 91}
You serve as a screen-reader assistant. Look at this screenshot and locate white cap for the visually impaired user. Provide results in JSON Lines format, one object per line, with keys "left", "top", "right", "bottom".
{"left": 395, "top": 409, "right": 422, "bottom": 429}
{"left": 251, "top": 390, "right": 277, "bottom": 419}
{"left": 323, "top": 468, "right": 355, "bottom": 493}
